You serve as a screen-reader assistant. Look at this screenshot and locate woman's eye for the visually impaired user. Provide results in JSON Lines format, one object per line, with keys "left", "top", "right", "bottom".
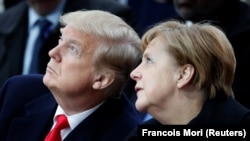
{"left": 146, "top": 57, "right": 152, "bottom": 64}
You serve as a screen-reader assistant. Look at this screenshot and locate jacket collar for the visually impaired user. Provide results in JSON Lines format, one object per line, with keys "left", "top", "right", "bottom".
{"left": 6, "top": 93, "right": 57, "bottom": 141}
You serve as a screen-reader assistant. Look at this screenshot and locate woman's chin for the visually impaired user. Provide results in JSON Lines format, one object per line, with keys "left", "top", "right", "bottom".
{"left": 135, "top": 100, "right": 148, "bottom": 112}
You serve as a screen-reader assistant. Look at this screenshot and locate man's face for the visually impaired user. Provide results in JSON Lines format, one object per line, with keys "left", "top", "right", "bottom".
{"left": 43, "top": 25, "right": 97, "bottom": 96}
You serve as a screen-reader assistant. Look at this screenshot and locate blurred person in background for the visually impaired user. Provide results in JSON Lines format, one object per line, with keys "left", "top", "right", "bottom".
{"left": 0, "top": 0, "right": 138, "bottom": 87}
{"left": 116, "top": 0, "right": 178, "bottom": 36}
{"left": 173, "top": 0, "right": 250, "bottom": 109}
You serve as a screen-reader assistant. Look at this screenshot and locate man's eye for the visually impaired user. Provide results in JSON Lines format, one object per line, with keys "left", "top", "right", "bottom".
{"left": 69, "top": 46, "right": 78, "bottom": 54}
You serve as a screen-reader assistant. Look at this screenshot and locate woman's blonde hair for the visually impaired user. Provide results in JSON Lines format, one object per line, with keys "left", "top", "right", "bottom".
{"left": 142, "top": 20, "right": 236, "bottom": 99}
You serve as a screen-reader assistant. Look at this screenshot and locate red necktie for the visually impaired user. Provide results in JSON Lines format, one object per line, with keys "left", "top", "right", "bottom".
{"left": 44, "top": 114, "right": 69, "bottom": 141}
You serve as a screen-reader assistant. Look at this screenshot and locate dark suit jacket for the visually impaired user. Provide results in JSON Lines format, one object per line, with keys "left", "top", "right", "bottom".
{"left": 0, "top": 0, "right": 138, "bottom": 86}
{"left": 127, "top": 95, "right": 250, "bottom": 140}
{"left": 0, "top": 74, "right": 142, "bottom": 141}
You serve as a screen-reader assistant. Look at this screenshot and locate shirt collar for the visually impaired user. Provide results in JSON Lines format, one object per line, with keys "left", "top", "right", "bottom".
{"left": 54, "top": 101, "right": 105, "bottom": 130}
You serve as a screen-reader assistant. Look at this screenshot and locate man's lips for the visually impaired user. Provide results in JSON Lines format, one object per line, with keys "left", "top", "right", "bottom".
{"left": 46, "top": 65, "right": 56, "bottom": 74}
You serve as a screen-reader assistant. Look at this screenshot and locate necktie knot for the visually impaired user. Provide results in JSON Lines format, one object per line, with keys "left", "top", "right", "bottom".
{"left": 44, "top": 114, "right": 69, "bottom": 141}
{"left": 54, "top": 114, "right": 69, "bottom": 130}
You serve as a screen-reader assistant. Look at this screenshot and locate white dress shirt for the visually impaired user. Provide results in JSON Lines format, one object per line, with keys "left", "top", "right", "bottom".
{"left": 50, "top": 102, "right": 104, "bottom": 140}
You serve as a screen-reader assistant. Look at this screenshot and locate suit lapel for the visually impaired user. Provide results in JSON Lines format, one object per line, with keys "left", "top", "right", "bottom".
{"left": 5, "top": 93, "right": 57, "bottom": 141}
{"left": 64, "top": 97, "right": 124, "bottom": 141}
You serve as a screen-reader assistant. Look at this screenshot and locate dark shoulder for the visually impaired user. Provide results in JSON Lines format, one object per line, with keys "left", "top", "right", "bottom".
{"left": 3, "top": 74, "right": 45, "bottom": 87}
{"left": 0, "top": 74, "right": 49, "bottom": 98}
{"left": 0, "top": 1, "right": 27, "bottom": 33}
{"left": 241, "top": 110, "right": 250, "bottom": 125}
{"left": 0, "top": 1, "right": 27, "bottom": 18}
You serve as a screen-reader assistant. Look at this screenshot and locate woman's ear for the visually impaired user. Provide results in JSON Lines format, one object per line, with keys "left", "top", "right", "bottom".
{"left": 176, "top": 64, "right": 194, "bottom": 88}
{"left": 92, "top": 70, "right": 115, "bottom": 90}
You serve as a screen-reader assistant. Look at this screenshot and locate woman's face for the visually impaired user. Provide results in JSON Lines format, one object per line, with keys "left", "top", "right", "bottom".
{"left": 130, "top": 35, "right": 181, "bottom": 113}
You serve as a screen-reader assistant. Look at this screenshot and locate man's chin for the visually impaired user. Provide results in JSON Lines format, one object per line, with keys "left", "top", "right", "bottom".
{"left": 43, "top": 74, "right": 53, "bottom": 88}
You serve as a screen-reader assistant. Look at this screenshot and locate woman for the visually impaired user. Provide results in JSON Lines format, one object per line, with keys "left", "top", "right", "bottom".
{"left": 130, "top": 20, "right": 250, "bottom": 125}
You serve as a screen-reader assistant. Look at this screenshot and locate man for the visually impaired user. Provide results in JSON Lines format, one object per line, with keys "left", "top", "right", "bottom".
{"left": 173, "top": 0, "right": 250, "bottom": 109}
{"left": 0, "top": 0, "right": 138, "bottom": 86}
{"left": 0, "top": 10, "right": 142, "bottom": 141}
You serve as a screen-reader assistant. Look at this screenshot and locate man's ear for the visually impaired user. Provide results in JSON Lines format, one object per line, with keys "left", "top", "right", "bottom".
{"left": 176, "top": 64, "right": 194, "bottom": 88}
{"left": 92, "top": 70, "right": 115, "bottom": 90}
